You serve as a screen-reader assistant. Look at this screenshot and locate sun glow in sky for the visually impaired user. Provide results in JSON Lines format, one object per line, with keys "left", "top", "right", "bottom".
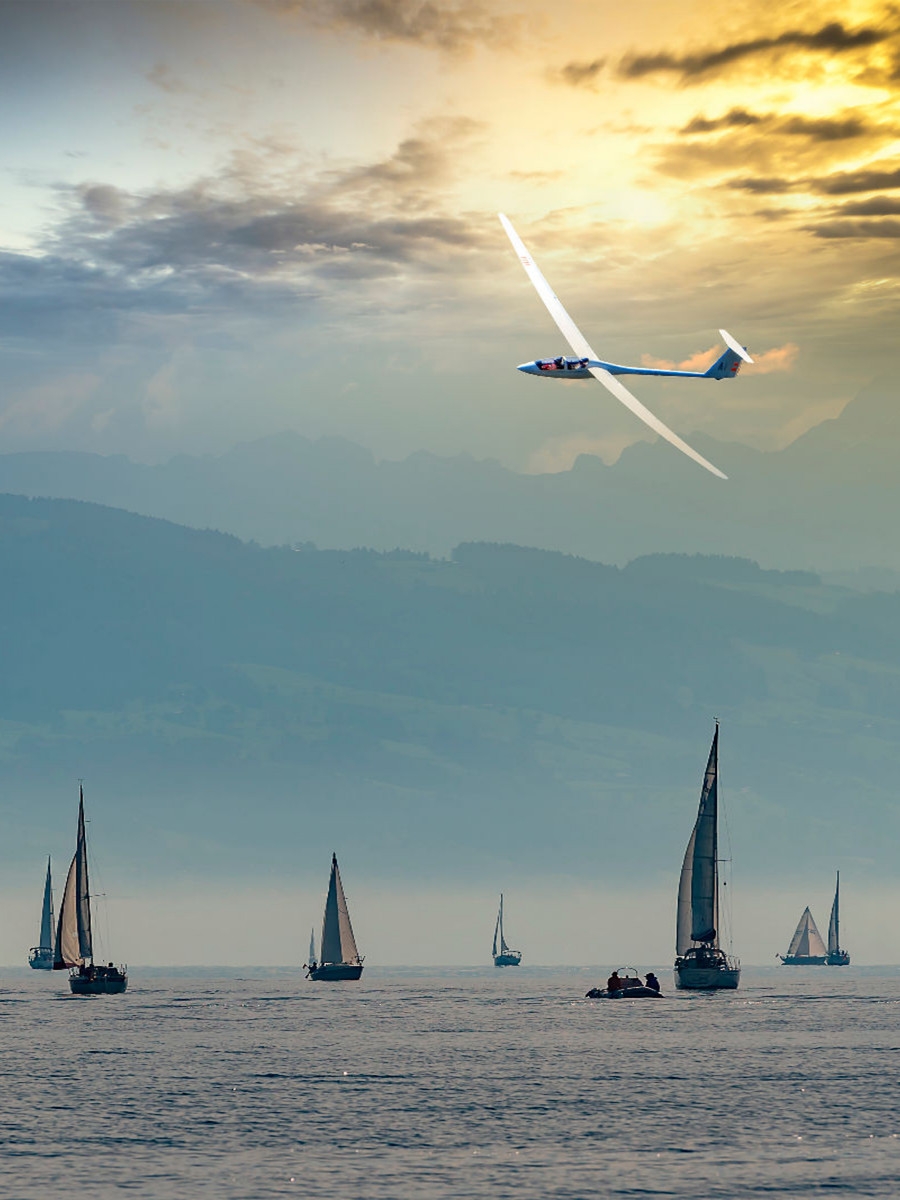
{"left": 1, "top": 0, "right": 899, "bottom": 468}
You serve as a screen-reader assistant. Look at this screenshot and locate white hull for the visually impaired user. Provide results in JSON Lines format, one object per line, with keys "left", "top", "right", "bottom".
{"left": 675, "top": 964, "right": 740, "bottom": 990}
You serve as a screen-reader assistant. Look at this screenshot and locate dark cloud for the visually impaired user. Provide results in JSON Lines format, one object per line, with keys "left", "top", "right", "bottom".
{"left": 549, "top": 58, "right": 605, "bottom": 88}
{"left": 616, "top": 21, "right": 890, "bottom": 83}
{"left": 682, "top": 109, "right": 875, "bottom": 141}
{"left": 815, "top": 165, "right": 900, "bottom": 194}
{"left": 0, "top": 123, "right": 490, "bottom": 346}
{"left": 79, "top": 184, "right": 129, "bottom": 226}
{"left": 727, "top": 163, "right": 900, "bottom": 197}
{"left": 779, "top": 114, "right": 873, "bottom": 141}
{"left": 335, "top": 117, "right": 483, "bottom": 194}
{"left": 728, "top": 177, "right": 797, "bottom": 194}
{"left": 681, "top": 109, "right": 763, "bottom": 133}
{"left": 809, "top": 218, "right": 900, "bottom": 239}
{"left": 257, "top": 0, "right": 510, "bottom": 53}
{"left": 832, "top": 195, "right": 900, "bottom": 216}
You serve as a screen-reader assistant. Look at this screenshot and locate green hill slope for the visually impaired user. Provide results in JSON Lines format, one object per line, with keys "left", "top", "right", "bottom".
{"left": 1, "top": 495, "right": 898, "bottom": 884}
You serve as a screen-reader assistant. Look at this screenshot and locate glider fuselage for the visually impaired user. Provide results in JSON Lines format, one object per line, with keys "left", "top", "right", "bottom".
{"left": 518, "top": 357, "right": 742, "bottom": 380}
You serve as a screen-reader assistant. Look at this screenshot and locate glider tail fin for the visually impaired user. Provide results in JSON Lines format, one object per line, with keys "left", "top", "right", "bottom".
{"left": 705, "top": 328, "right": 754, "bottom": 379}
{"left": 704, "top": 347, "right": 745, "bottom": 380}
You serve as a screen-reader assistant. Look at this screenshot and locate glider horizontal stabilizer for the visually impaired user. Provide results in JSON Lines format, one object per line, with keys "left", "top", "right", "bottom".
{"left": 498, "top": 212, "right": 728, "bottom": 480}
{"left": 719, "top": 329, "right": 754, "bottom": 364}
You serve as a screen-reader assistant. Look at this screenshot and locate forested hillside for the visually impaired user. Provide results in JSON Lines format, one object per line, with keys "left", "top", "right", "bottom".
{"left": 1, "top": 494, "right": 897, "bottom": 883}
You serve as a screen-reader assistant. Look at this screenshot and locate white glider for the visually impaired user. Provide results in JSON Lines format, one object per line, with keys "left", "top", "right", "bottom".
{"left": 499, "top": 212, "right": 753, "bottom": 480}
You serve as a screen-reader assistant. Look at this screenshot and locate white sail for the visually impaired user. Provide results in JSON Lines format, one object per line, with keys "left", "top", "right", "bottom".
{"left": 690, "top": 726, "right": 719, "bottom": 944}
{"left": 492, "top": 903, "right": 501, "bottom": 957}
{"left": 38, "top": 856, "right": 54, "bottom": 949}
{"left": 787, "top": 907, "right": 827, "bottom": 958}
{"left": 320, "top": 854, "right": 360, "bottom": 965}
{"left": 54, "top": 789, "right": 92, "bottom": 969}
{"left": 309, "top": 927, "right": 317, "bottom": 964}
{"left": 828, "top": 873, "right": 840, "bottom": 954}
{"left": 676, "top": 828, "right": 696, "bottom": 956}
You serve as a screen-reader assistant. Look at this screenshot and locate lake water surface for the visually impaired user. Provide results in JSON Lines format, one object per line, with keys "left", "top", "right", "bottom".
{"left": 2, "top": 967, "right": 898, "bottom": 1198}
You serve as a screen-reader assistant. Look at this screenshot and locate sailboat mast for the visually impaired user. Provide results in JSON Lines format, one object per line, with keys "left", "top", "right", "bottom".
{"left": 76, "top": 786, "right": 94, "bottom": 966}
{"left": 712, "top": 724, "right": 719, "bottom": 946}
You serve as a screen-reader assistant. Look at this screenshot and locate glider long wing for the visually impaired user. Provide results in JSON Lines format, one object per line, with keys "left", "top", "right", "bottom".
{"left": 498, "top": 212, "right": 727, "bottom": 480}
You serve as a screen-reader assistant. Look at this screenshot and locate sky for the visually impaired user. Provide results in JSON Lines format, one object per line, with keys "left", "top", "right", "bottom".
{"left": 2, "top": 1, "right": 900, "bottom": 968}
{"left": 2, "top": 0, "right": 900, "bottom": 471}
{"left": 4, "top": 872, "right": 897, "bottom": 967}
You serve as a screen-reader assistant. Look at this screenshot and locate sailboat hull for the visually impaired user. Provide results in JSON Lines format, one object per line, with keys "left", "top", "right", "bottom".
{"left": 674, "top": 964, "right": 740, "bottom": 990}
{"left": 28, "top": 948, "right": 54, "bottom": 970}
{"left": 826, "top": 951, "right": 850, "bottom": 966}
{"left": 675, "top": 948, "right": 741, "bottom": 990}
{"left": 779, "top": 955, "right": 826, "bottom": 966}
{"left": 69, "top": 966, "right": 128, "bottom": 995}
{"left": 676, "top": 964, "right": 739, "bottom": 993}
{"left": 308, "top": 963, "right": 363, "bottom": 981}
{"left": 493, "top": 953, "right": 522, "bottom": 967}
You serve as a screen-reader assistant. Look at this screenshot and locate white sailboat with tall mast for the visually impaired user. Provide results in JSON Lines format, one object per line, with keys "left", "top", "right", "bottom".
{"left": 306, "top": 853, "right": 364, "bottom": 981}
{"left": 779, "top": 907, "right": 827, "bottom": 964}
{"left": 53, "top": 786, "right": 127, "bottom": 994}
{"left": 674, "top": 723, "right": 740, "bottom": 990}
{"left": 826, "top": 871, "right": 850, "bottom": 966}
{"left": 28, "top": 857, "right": 55, "bottom": 970}
{"left": 492, "top": 894, "right": 522, "bottom": 967}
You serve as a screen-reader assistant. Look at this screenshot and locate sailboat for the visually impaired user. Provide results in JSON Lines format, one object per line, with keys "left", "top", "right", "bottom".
{"left": 777, "top": 907, "right": 830, "bottom": 964}
{"left": 53, "top": 786, "right": 127, "bottom": 994}
{"left": 492, "top": 894, "right": 522, "bottom": 967}
{"left": 674, "top": 723, "right": 741, "bottom": 990}
{"left": 779, "top": 907, "right": 827, "bottom": 964}
{"left": 306, "top": 853, "right": 364, "bottom": 981}
{"left": 826, "top": 871, "right": 850, "bottom": 966}
{"left": 27, "top": 857, "right": 55, "bottom": 970}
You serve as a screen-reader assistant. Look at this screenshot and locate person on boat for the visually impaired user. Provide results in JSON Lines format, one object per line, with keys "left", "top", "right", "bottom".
{"left": 606, "top": 970, "right": 623, "bottom": 994}
{"left": 645, "top": 972, "right": 660, "bottom": 993}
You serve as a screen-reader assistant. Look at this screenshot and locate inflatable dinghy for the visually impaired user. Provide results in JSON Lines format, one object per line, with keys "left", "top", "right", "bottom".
{"left": 585, "top": 968, "right": 662, "bottom": 999}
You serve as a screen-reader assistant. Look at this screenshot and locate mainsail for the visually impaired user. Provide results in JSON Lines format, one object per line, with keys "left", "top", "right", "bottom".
{"left": 309, "top": 927, "right": 317, "bottom": 964}
{"left": 691, "top": 726, "right": 719, "bottom": 943}
{"left": 53, "top": 787, "right": 93, "bottom": 970}
{"left": 676, "top": 725, "right": 720, "bottom": 956}
{"left": 828, "top": 872, "right": 840, "bottom": 955}
{"left": 494, "top": 894, "right": 510, "bottom": 955}
{"left": 787, "top": 907, "right": 827, "bottom": 958}
{"left": 38, "top": 856, "right": 54, "bottom": 950}
{"left": 320, "top": 853, "right": 360, "bottom": 966}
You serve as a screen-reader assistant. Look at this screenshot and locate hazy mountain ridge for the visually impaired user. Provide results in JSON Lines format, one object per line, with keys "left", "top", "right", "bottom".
{"left": 1, "top": 494, "right": 899, "bottom": 884}
{"left": 0, "top": 378, "right": 897, "bottom": 572}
